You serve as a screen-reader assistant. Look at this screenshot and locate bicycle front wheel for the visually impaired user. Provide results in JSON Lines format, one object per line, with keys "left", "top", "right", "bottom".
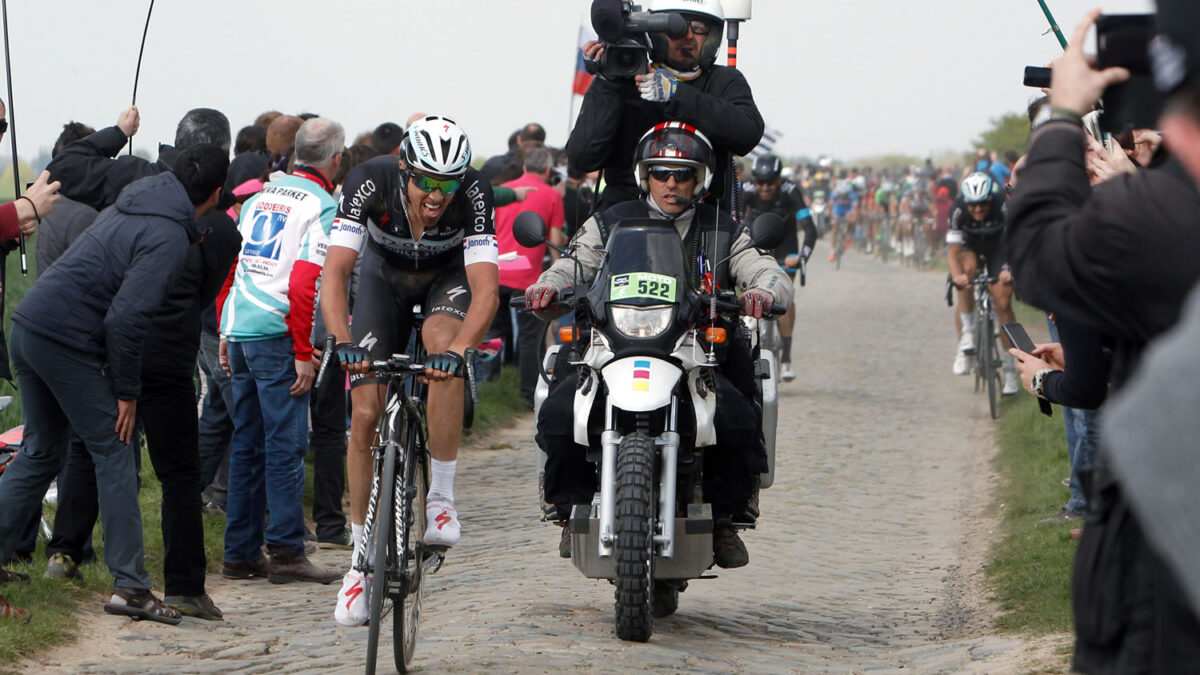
{"left": 365, "top": 443, "right": 397, "bottom": 675}
{"left": 983, "top": 313, "right": 999, "bottom": 419}
{"left": 394, "top": 428, "right": 429, "bottom": 673}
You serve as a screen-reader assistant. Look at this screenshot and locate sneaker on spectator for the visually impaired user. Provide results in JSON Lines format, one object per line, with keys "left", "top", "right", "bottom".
{"left": 780, "top": 363, "right": 796, "bottom": 382}
{"left": 334, "top": 570, "right": 370, "bottom": 627}
{"left": 45, "top": 553, "right": 82, "bottom": 581}
{"left": 1036, "top": 508, "right": 1082, "bottom": 526}
{"left": 318, "top": 527, "right": 353, "bottom": 550}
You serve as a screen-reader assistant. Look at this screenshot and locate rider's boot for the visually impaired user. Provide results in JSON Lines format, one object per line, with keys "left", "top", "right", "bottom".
{"left": 712, "top": 518, "right": 749, "bottom": 569}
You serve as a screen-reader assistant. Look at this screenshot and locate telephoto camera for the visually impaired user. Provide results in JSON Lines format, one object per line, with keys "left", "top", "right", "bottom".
{"left": 590, "top": 0, "right": 687, "bottom": 79}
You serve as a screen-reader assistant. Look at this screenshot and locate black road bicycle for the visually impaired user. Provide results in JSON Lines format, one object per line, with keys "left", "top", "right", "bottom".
{"left": 317, "top": 321, "right": 476, "bottom": 675}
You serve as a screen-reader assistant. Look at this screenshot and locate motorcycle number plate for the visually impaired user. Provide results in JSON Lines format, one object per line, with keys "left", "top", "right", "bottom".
{"left": 609, "top": 273, "right": 677, "bottom": 302}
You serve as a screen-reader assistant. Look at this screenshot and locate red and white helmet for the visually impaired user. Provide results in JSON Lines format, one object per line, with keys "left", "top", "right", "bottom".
{"left": 633, "top": 122, "right": 716, "bottom": 199}
{"left": 402, "top": 115, "right": 471, "bottom": 178}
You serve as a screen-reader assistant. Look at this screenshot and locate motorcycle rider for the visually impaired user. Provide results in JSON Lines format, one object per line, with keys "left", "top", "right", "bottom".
{"left": 527, "top": 123, "right": 791, "bottom": 568}
{"left": 568, "top": 0, "right": 764, "bottom": 213}
{"left": 744, "top": 154, "right": 817, "bottom": 381}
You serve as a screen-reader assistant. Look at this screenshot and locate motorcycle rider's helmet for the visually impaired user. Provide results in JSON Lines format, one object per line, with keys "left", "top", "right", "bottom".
{"left": 634, "top": 122, "right": 716, "bottom": 199}
{"left": 960, "top": 171, "right": 996, "bottom": 204}
{"left": 646, "top": 0, "right": 725, "bottom": 70}
{"left": 401, "top": 115, "right": 472, "bottom": 179}
{"left": 752, "top": 154, "right": 783, "bottom": 183}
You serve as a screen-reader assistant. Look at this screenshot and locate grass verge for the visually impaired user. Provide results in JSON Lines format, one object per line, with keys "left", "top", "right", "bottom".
{"left": 985, "top": 303, "right": 1077, "bottom": 634}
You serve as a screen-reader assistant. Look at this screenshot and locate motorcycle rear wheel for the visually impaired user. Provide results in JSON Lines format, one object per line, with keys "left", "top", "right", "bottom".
{"left": 613, "top": 433, "right": 656, "bottom": 642}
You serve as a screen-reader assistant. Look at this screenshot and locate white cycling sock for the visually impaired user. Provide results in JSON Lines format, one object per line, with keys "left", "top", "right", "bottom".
{"left": 1003, "top": 352, "right": 1016, "bottom": 370}
{"left": 960, "top": 312, "right": 975, "bottom": 331}
{"left": 429, "top": 458, "right": 457, "bottom": 504}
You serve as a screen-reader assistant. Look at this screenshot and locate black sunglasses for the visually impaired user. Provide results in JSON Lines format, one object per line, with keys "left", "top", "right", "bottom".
{"left": 648, "top": 166, "right": 697, "bottom": 183}
{"left": 0, "top": 119, "right": 8, "bottom": 134}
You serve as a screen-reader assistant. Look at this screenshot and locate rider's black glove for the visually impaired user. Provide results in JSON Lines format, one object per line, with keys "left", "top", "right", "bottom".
{"left": 425, "top": 351, "right": 465, "bottom": 376}
{"left": 335, "top": 342, "right": 369, "bottom": 365}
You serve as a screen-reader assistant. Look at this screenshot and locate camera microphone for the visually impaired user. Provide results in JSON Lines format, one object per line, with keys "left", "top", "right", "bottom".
{"left": 670, "top": 196, "right": 691, "bottom": 206}
{"left": 591, "top": 0, "right": 627, "bottom": 43}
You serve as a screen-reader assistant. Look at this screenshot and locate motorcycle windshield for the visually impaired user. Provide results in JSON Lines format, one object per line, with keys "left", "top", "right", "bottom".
{"left": 590, "top": 218, "right": 695, "bottom": 311}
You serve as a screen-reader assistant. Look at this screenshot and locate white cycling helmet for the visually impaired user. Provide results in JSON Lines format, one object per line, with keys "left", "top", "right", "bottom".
{"left": 960, "top": 171, "right": 996, "bottom": 204}
{"left": 646, "top": 0, "right": 725, "bottom": 68}
{"left": 402, "top": 115, "right": 471, "bottom": 178}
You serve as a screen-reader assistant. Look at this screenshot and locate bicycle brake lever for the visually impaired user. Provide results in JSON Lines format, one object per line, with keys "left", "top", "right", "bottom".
{"left": 314, "top": 334, "right": 336, "bottom": 389}
{"left": 462, "top": 348, "right": 479, "bottom": 403}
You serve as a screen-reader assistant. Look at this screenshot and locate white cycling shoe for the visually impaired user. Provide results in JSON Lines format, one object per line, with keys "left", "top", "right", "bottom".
{"left": 780, "top": 363, "right": 796, "bottom": 382}
{"left": 957, "top": 330, "right": 976, "bottom": 355}
{"left": 1002, "top": 369, "right": 1021, "bottom": 396}
{"left": 334, "top": 569, "right": 370, "bottom": 627}
{"left": 952, "top": 350, "right": 970, "bottom": 376}
{"left": 424, "top": 501, "right": 461, "bottom": 548}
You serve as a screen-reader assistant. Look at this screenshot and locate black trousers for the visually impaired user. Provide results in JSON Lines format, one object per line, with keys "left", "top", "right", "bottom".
{"left": 495, "top": 288, "right": 547, "bottom": 404}
{"left": 44, "top": 434, "right": 98, "bottom": 563}
{"left": 308, "top": 368, "right": 347, "bottom": 541}
{"left": 47, "top": 369, "right": 207, "bottom": 596}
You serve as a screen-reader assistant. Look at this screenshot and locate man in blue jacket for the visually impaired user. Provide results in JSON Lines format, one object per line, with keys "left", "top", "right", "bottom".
{"left": 0, "top": 144, "right": 228, "bottom": 624}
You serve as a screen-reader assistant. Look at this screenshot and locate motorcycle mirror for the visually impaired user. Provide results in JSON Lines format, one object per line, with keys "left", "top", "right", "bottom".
{"left": 513, "top": 212, "right": 548, "bottom": 248}
{"left": 750, "top": 213, "right": 785, "bottom": 250}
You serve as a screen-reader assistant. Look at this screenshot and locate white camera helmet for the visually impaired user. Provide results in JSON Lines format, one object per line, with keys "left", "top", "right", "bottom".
{"left": 401, "top": 115, "right": 472, "bottom": 178}
{"left": 646, "top": 0, "right": 725, "bottom": 68}
{"left": 960, "top": 171, "right": 996, "bottom": 204}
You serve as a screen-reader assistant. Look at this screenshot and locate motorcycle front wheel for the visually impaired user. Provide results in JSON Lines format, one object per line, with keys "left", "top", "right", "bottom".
{"left": 613, "top": 432, "right": 656, "bottom": 642}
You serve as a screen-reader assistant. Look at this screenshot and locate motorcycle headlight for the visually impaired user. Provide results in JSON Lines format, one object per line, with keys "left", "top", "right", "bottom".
{"left": 610, "top": 304, "right": 674, "bottom": 338}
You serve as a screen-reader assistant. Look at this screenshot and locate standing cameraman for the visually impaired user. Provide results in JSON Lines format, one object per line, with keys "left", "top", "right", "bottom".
{"left": 568, "top": 0, "right": 764, "bottom": 213}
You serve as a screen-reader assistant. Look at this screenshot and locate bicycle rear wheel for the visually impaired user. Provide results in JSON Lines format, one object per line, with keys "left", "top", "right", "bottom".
{"left": 365, "top": 442, "right": 397, "bottom": 675}
{"left": 393, "top": 426, "right": 429, "bottom": 673}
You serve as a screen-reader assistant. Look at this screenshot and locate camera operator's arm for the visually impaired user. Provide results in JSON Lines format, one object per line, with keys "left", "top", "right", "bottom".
{"left": 566, "top": 42, "right": 629, "bottom": 172}
{"left": 664, "top": 67, "right": 764, "bottom": 156}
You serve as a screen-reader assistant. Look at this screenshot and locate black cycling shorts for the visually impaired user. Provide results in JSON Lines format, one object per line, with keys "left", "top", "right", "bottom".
{"left": 964, "top": 236, "right": 1007, "bottom": 276}
{"left": 349, "top": 244, "right": 472, "bottom": 388}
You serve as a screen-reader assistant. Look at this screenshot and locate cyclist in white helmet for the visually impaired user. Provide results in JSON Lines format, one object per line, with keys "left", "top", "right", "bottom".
{"left": 947, "top": 171, "right": 1019, "bottom": 394}
{"left": 320, "top": 115, "right": 500, "bottom": 626}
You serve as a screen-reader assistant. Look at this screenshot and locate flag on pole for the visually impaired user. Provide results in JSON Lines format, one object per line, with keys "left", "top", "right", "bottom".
{"left": 747, "top": 126, "right": 782, "bottom": 163}
{"left": 569, "top": 6, "right": 598, "bottom": 133}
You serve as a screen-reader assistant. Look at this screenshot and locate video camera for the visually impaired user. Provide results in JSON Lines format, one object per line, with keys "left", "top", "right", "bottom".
{"left": 590, "top": 0, "right": 688, "bottom": 80}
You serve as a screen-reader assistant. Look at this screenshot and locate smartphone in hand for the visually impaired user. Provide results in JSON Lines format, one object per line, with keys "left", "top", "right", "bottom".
{"left": 1002, "top": 321, "right": 1053, "bottom": 417}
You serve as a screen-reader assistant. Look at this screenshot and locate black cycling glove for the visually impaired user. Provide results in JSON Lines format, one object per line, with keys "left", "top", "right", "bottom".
{"left": 335, "top": 342, "right": 369, "bottom": 365}
{"left": 425, "top": 351, "right": 465, "bottom": 376}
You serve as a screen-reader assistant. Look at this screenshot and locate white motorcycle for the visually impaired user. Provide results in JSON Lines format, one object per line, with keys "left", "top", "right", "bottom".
{"left": 516, "top": 212, "right": 785, "bottom": 642}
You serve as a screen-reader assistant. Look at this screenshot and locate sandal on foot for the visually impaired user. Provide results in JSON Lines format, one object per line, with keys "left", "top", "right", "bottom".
{"left": 104, "top": 587, "right": 182, "bottom": 625}
{"left": 0, "top": 594, "right": 30, "bottom": 623}
{"left": 0, "top": 568, "right": 29, "bottom": 585}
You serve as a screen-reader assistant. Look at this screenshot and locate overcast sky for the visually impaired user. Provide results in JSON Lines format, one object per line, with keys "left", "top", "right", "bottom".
{"left": 0, "top": 0, "right": 1155, "bottom": 168}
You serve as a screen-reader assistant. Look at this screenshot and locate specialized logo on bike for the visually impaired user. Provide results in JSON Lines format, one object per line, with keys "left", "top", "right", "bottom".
{"left": 244, "top": 208, "right": 289, "bottom": 260}
{"left": 633, "top": 360, "right": 652, "bottom": 392}
{"left": 609, "top": 273, "right": 676, "bottom": 302}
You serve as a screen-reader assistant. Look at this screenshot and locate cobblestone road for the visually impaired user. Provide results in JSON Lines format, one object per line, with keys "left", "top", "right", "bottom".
{"left": 28, "top": 245, "right": 1068, "bottom": 674}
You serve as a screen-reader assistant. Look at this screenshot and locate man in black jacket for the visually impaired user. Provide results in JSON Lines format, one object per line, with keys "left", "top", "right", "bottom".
{"left": 568, "top": 0, "right": 763, "bottom": 212}
{"left": 1005, "top": 10, "right": 1200, "bottom": 670}
{"left": 40, "top": 107, "right": 239, "bottom": 621}
{"left": 0, "top": 146, "right": 227, "bottom": 624}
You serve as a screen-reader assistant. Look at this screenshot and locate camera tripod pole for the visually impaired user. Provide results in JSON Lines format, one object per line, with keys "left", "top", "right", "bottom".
{"left": 1, "top": 0, "right": 26, "bottom": 275}
{"left": 130, "top": 0, "right": 156, "bottom": 156}
{"left": 1035, "top": 0, "right": 1069, "bottom": 50}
